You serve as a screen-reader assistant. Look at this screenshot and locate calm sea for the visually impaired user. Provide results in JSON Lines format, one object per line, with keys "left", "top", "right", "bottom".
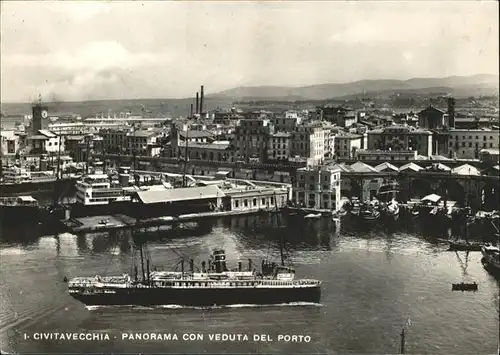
{"left": 1, "top": 215, "right": 499, "bottom": 354}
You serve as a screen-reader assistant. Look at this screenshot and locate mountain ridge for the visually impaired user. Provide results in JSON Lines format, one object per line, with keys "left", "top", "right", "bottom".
{"left": 210, "top": 74, "right": 499, "bottom": 100}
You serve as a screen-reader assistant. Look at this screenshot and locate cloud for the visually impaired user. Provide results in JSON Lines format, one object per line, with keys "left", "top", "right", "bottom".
{"left": 0, "top": 1, "right": 498, "bottom": 102}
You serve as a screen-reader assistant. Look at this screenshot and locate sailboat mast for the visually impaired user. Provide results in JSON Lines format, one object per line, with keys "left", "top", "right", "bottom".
{"left": 139, "top": 242, "right": 146, "bottom": 282}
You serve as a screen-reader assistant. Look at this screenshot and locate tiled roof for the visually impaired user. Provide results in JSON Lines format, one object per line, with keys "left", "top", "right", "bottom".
{"left": 452, "top": 164, "right": 480, "bottom": 176}
{"left": 349, "top": 161, "right": 378, "bottom": 173}
{"left": 399, "top": 162, "right": 423, "bottom": 172}
{"left": 374, "top": 162, "right": 399, "bottom": 172}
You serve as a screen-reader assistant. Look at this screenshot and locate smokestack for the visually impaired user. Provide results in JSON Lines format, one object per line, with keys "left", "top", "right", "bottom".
{"left": 447, "top": 97, "right": 455, "bottom": 128}
{"left": 195, "top": 93, "right": 199, "bottom": 114}
{"left": 190, "top": 104, "right": 193, "bottom": 117}
{"left": 200, "top": 85, "right": 204, "bottom": 115}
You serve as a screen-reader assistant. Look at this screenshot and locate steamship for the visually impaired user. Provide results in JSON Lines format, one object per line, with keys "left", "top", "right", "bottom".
{"left": 65, "top": 205, "right": 322, "bottom": 307}
{"left": 66, "top": 248, "right": 321, "bottom": 307}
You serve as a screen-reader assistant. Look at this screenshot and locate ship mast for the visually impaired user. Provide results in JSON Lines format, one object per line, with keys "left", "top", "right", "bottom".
{"left": 274, "top": 192, "right": 285, "bottom": 266}
{"left": 182, "top": 124, "right": 189, "bottom": 187}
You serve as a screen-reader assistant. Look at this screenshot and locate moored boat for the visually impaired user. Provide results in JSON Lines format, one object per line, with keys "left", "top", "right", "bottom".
{"left": 0, "top": 195, "right": 40, "bottom": 226}
{"left": 481, "top": 243, "right": 500, "bottom": 276}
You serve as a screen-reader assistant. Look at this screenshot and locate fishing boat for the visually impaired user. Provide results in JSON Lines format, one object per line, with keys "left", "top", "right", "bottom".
{"left": 64, "top": 209, "right": 322, "bottom": 307}
{"left": 382, "top": 199, "right": 400, "bottom": 221}
{"left": 449, "top": 221, "right": 483, "bottom": 251}
{"left": 359, "top": 202, "right": 380, "bottom": 222}
{"left": 451, "top": 282, "right": 478, "bottom": 292}
{"left": 304, "top": 213, "right": 321, "bottom": 220}
{"left": 481, "top": 243, "right": 500, "bottom": 276}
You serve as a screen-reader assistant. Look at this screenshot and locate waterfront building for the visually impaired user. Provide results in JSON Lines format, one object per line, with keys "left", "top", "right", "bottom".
{"left": 334, "top": 133, "right": 365, "bottom": 159}
{"left": 290, "top": 122, "right": 326, "bottom": 164}
{"left": 233, "top": 118, "right": 274, "bottom": 162}
{"left": 293, "top": 165, "right": 341, "bottom": 210}
{"left": 448, "top": 129, "right": 499, "bottom": 159}
{"left": 374, "top": 162, "right": 399, "bottom": 172}
{"left": 48, "top": 122, "right": 89, "bottom": 136}
{"left": 127, "top": 130, "right": 162, "bottom": 156}
{"left": 1, "top": 130, "right": 21, "bottom": 157}
{"left": 27, "top": 129, "right": 65, "bottom": 154}
{"left": 367, "top": 125, "right": 433, "bottom": 157}
{"left": 479, "top": 148, "right": 500, "bottom": 164}
{"left": 223, "top": 184, "right": 290, "bottom": 212}
{"left": 356, "top": 149, "right": 417, "bottom": 162}
{"left": 267, "top": 132, "right": 291, "bottom": 161}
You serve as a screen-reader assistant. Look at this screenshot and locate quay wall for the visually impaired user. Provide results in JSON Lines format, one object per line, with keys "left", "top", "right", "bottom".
{"left": 87, "top": 154, "right": 500, "bottom": 211}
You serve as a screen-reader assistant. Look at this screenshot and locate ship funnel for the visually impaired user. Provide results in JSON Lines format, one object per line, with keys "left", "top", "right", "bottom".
{"left": 201, "top": 261, "right": 206, "bottom": 273}
{"left": 248, "top": 258, "right": 252, "bottom": 271}
{"left": 213, "top": 249, "right": 226, "bottom": 273}
{"left": 181, "top": 259, "right": 184, "bottom": 275}
{"left": 238, "top": 261, "right": 242, "bottom": 272}
{"left": 189, "top": 259, "right": 194, "bottom": 273}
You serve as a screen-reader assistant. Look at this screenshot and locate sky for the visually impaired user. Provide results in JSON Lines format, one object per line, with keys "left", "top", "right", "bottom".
{"left": 1, "top": 1, "right": 498, "bottom": 103}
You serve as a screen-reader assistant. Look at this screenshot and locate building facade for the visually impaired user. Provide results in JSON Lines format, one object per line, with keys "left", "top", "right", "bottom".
{"left": 335, "top": 133, "right": 365, "bottom": 159}
{"left": 294, "top": 166, "right": 342, "bottom": 210}
{"left": 233, "top": 118, "right": 274, "bottom": 161}
{"left": 367, "top": 125, "right": 433, "bottom": 157}
{"left": 267, "top": 132, "right": 291, "bottom": 161}
{"left": 448, "top": 129, "right": 500, "bottom": 159}
{"left": 290, "top": 122, "right": 326, "bottom": 164}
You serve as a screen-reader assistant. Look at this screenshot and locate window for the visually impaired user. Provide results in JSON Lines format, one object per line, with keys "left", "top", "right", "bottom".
{"left": 253, "top": 199, "right": 257, "bottom": 206}
{"left": 235, "top": 200, "right": 239, "bottom": 208}
{"left": 244, "top": 199, "right": 248, "bottom": 207}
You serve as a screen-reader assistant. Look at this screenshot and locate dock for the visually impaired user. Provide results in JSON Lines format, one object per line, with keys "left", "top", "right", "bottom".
{"left": 61, "top": 208, "right": 278, "bottom": 233}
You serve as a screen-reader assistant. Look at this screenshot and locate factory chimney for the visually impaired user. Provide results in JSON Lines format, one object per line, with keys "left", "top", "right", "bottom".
{"left": 200, "top": 85, "right": 204, "bottom": 116}
{"left": 190, "top": 103, "right": 193, "bottom": 118}
{"left": 447, "top": 97, "right": 456, "bottom": 128}
{"left": 195, "top": 92, "right": 199, "bottom": 114}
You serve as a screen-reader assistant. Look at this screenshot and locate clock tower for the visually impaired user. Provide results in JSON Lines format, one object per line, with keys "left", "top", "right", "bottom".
{"left": 32, "top": 101, "right": 49, "bottom": 134}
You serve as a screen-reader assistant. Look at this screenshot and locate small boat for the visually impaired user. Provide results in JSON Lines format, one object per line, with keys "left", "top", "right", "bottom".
{"left": 481, "top": 244, "right": 500, "bottom": 276}
{"left": 448, "top": 241, "right": 483, "bottom": 252}
{"left": 360, "top": 206, "right": 380, "bottom": 222}
{"left": 451, "top": 282, "right": 478, "bottom": 292}
{"left": 304, "top": 213, "right": 321, "bottom": 219}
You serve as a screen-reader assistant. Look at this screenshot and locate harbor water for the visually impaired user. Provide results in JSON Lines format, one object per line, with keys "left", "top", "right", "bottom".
{"left": 1, "top": 215, "right": 499, "bottom": 354}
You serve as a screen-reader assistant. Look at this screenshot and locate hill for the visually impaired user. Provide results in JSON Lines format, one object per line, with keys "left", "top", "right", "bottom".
{"left": 210, "top": 74, "right": 499, "bottom": 101}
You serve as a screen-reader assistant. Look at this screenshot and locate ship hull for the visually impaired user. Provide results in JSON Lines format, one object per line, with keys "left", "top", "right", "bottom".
{"left": 0, "top": 206, "right": 40, "bottom": 226}
{"left": 70, "top": 285, "right": 321, "bottom": 307}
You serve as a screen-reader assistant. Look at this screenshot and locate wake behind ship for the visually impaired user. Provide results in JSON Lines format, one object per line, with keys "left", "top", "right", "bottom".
{"left": 66, "top": 249, "right": 321, "bottom": 307}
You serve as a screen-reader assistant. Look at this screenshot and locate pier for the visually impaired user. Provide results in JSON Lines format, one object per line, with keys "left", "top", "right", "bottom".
{"left": 60, "top": 208, "right": 280, "bottom": 233}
